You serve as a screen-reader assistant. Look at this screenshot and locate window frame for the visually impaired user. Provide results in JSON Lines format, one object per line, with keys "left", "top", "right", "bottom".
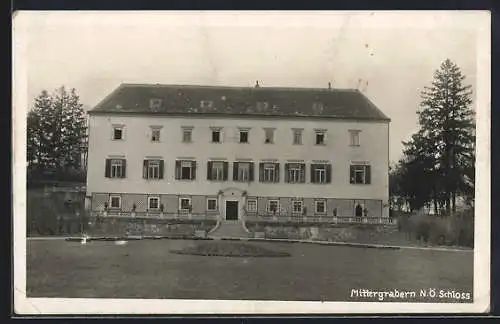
{"left": 315, "top": 131, "right": 326, "bottom": 145}
{"left": 211, "top": 161, "right": 225, "bottom": 181}
{"left": 109, "top": 195, "right": 121, "bottom": 209}
{"left": 246, "top": 199, "right": 257, "bottom": 213}
{"left": 353, "top": 165, "right": 367, "bottom": 184}
{"left": 211, "top": 128, "right": 222, "bottom": 143}
{"left": 286, "top": 163, "right": 303, "bottom": 183}
{"left": 151, "top": 128, "right": 161, "bottom": 142}
{"left": 112, "top": 126, "right": 124, "bottom": 140}
{"left": 146, "top": 159, "right": 161, "bottom": 180}
{"left": 239, "top": 130, "right": 249, "bottom": 143}
{"left": 315, "top": 200, "right": 327, "bottom": 214}
{"left": 148, "top": 196, "right": 160, "bottom": 210}
{"left": 207, "top": 198, "right": 218, "bottom": 212}
{"left": 292, "top": 129, "right": 303, "bottom": 145}
{"left": 149, "top": 98, "right": 163, "bottom": 110}
{"left": 179, "top": 197, "right": 192, "bottom": 212}
{"left": 349, "top": 130, "right": 361, "bottom": 147}
{"left": 314, "top": 164, "right": 327, "bottom": 183}
{"left": 263, "top": 163, "right": 277, "bottom": 182}
{"left": 180, "top": 161, "right": 194, "bottom": 180}
{"left": 264, "top": 128, "right": 275, "bottom": 144}
{"left": 181, "top": 127, "right": 193, "bottom": 143}
{"left": 110, "top": 159, "right": 124, "bottom": 178}
{"left": 291, "top": 200, "right": 303, "bottom": 214}
{"left": 267, "top": 200, "right": 280, "bottom": 213}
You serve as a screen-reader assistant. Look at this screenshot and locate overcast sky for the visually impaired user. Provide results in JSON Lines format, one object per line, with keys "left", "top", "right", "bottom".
{"left": 14, "top": 11, "right": 483, "bottom": 163}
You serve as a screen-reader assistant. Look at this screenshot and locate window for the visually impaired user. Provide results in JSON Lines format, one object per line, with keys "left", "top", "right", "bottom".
{"left": 179, "top": 198, "right": 192, "bottom": 211}
{"left": 150, "top": 98, "right": 162, "bottom": 110}
{"left": 200, "top": 100, "right": 213, "bottom": 108}
{"left": 109, "top": 196, "right": 121, "bottom": 209}
{"left": 113, "top": 127, "right": 123, "bottom": 140}
{"left": 285, "top": 163, "right": 305, "bottom": 183}
{"left": 349, "top": 130, "right": 361, "bottom": 146}
{"left": 292, "top": 129, "right": 303, "bottom": 145}
{"left": 312, "top": 102, "right": 324, "bottom": 114}
{"left": 267, "top": 200, "right": 279, "bottom": 213}
{"left": 207, "top": 161, "right": 227, "bottom": 181}
{"left": 350, "top": 164, "right": 371, "bottom": 184}
{"left": 151, "top": 128, "right": 161, "bottom": 142}
{"left": 292, "top": 200, "right": 303, "bottom": 214}
{"left": 239, "top": 130, "right": 249, "bottom": 143}
{"left": 233, "top": 162, "right": 254, "bottom": 182}
{"left": 207, "top": 198, "right": 218, "bottom": 211}
{"left": 148, "top": 197, "right": 160, "bottom": 210}
{"left": 256, "top": 101, "right": 269, "bottom": 111}
{"left": 315, "top": 131, "right": 326, "bottom": 145}
{"left": 259, "top": 162, "right": 280, "bottom": 183}
{"left": 182, "top": 127, "right": 193, "bottom": 143}
{"left": 315, "top": 200, "right": 326, "bottom": 214}
{"left": 211, "top": 129, "right": 221, "bottom": 143}
{"left": 264, "top": 128, "right": 275, "bottom": 144}
{"left": 246, "top": 199, "right": 257, "bottom": 213}
{"left": 311, "top": 164, "right": 332, "bottom": 184}
{"left": 105, "top": 158, "right": 126, "bottom": 178}
{"left": 175, "top": 160, "right": 197, "bottom": 180}
{"left": 143, "top": 159, "right": 164, "bottom": 180}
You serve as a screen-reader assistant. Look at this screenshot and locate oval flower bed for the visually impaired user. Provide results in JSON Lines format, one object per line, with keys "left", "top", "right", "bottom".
{"left": 170, "top": 241, "right": 291, "bottom": 257}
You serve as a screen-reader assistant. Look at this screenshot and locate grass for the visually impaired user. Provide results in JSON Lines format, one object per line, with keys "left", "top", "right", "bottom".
{"left": 27, "top": 239, "right": 473, "bottom": 302}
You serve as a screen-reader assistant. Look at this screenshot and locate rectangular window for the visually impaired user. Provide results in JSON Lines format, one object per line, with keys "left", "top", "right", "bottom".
{"left": 176, "top": 160, "right": 196, "bottom": 181}
{"left": 349, "top": 130, "right": 361, "bottom": 146}
{"left": 239, "top": 130, "right": 249, "bottom": 143}
{"left": 211, "top": 161, "right": 225, "bottom": 181}
{"left": 246, "top": 199, "right": 257, "bottom": 213}
{"left": 148, "top": 197, "right": 160, "bottom": 210}
{"left": 109, "top": 195, "right": 121, "bottom": 209}
{"left": 143, "top": 159, "right": 164, "bottom": 180}
{"left": 292, "top": 129, "right": 303, "bottom": 145}
{"left": 105, "top": 158, "right": 126, "bottom": 178}
{"left": 200, "top": 100, "right": 213, "bottom": 108}
{"left": 207, "top": 198, "right": 218, "bottom": 211}
{"left": 292, "top": 200, "right": 303, "bottom": 214}
{"left": 264, "top": 128, "right": 275, "bottom": 144}
{"left": 151, "top": 128, "right": 161, "bottom": 142}
{"left": 260, "top": 162, "right": 279, "bottom": 183}
{"left": 350, "top": 164, "right": 371, "bottom": 184}
{"left": 237, "top": 162, "right": 250, "bottom": 181}
{"left": 182, "top": 127, "right": 193, "bottom": 143}
{"left": 179, "top": 198, "right": 191, "bottom": 211}
{"left": 311, "top": 164, "right": 332, "bottom": 184}
{"left": 150, "top": 98, "right": 162, "bottom": 109}
{"left": 212, "top": 129, "right": 221, "bottom": 143}
{"left": 315, "top": 200, "right": 326, "bottom": 214}
{"left": 315, "top": 131, "right": 325, "bottom": 145}
{"left": 285, "top": 163, "right": 305, "bottom": 183}
{"left": 267, "top": 200, "right": 279, "bottom": 213}
{"left": 113, "top": 127, "right": 123, "bottom": 140}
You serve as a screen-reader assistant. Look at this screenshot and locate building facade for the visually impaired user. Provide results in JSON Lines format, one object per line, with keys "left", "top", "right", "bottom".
{"left": 86, "top": 83, "right": 391, "bottom": 222}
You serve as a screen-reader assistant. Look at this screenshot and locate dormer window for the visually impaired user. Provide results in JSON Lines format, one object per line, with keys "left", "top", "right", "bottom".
{"left": 149, "top": 98, "right": 162, "bottom": 110}
{"left": 256, "top": 101, "right": 269, "bottom": 111}
{"left": 312, "top": 102, "right": 324, "bottom": 114}
{"left": 200, "top": 100, "right": 213, "bottom": 109}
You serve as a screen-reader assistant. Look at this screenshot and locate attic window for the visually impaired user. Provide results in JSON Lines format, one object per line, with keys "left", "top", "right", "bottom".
{"left": 256, "top": 101, "right": 269, "bottom": 111}
{"left": 312, "top": 102, "right": 324, "bottom": 114}
{"left": 150, "top": 99, "right": 162, "bottom": 110}
{"left": 200, "top": 100, "right": 213, "bottom": 108}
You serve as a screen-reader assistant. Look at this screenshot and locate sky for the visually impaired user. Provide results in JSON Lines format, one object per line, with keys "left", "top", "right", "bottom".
{"left": 14, "top": 11, "right": 483, "bottom": 163}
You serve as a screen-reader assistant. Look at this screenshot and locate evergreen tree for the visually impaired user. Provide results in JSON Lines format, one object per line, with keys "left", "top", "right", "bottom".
{"left": 401, "top": 59, "right": 475, "bottom": 214}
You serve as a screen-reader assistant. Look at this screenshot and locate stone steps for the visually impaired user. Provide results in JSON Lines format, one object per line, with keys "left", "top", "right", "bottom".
{"left": 209, "top": 221, "right": 250, "bottom": 239}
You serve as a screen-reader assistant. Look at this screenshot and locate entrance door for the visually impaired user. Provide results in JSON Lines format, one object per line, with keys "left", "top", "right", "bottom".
{"left": 225, "top": 201, "right": 239, "bottom": 220}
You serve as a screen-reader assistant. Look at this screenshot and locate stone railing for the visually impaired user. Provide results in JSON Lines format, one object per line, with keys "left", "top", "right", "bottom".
{"left": 244, "top": 214, "right": 397, "bottom": 225}
{"left": 90, "top": 211, "right": 218, "bottom": 221}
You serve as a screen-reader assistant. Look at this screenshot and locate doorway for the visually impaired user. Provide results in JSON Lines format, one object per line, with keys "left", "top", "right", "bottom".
{"left": 225, "top": 201, "right": 239, "bottom": 220}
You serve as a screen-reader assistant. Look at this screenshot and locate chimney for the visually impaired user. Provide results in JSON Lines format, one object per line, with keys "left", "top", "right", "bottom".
{"left": 255, "top": 80, "right": 260, "bottom": 88}
{"left": 328, "top": 82, "right": 332, "bottom": 90}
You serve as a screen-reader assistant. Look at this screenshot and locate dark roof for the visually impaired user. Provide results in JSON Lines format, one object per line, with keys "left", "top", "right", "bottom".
{"left": 89, "top": 83, "right": 390, "bottom": 121}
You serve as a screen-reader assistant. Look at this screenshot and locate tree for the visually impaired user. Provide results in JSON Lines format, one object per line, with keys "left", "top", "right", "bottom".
{"left": 27, "top": 86, "right": 88, "bottom": 183}
{"left": 401, "top": 59, "right": 475, "bottom": 214}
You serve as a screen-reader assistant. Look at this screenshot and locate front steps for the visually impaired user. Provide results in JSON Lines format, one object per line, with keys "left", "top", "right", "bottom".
{"left": 209, "top": 220, "right": 251, "bottom": 239}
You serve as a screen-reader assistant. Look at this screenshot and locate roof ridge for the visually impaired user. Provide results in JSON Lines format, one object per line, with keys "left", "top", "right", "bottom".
{"left": 119, "top": 83, "right": 358, "bottom": 92}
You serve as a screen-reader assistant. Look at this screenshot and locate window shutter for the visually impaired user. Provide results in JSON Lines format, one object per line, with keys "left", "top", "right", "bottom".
{"left": 274, "top": 163, "right": 280, "bottom": 182}
{"left": 191, "top": 161, "right": 197, "bottom": 180}
{"left": 259, "top": 163, "right": 264, "bottom": 182}
{"left": 249, "top": 162, "right": 254, "bottom": 181}
{"left": 223, "top": 162, "right": 229, "bottom": 181}
{"left": 159, "top": 160, "right": 164, "bottom": 179}
{"left": 349, "top": 165, "right": 355, "bottom": 184}
{"left": 233, "top": 162, "right": 238, "bottom": 181}
{"left": 310, "top": 164, "right": 316, "bottom": 183}
{"left": 121, "top": 159, "right": 126, "bottom": 178}
{"left": 105, "top": 159, "right": 111, "bottom": 178}
{"left": 326, "top": 164, "right": 332, "bottom": 183}
{"left": 284, "top": 163, "right": 289, "bottom": 183}
{"left": 175, "top": 161, "right": 181, "bottom": 180}
{"left": 207, "top": 161, "right": 213, "bottom": 180}
{"left": 365, "top": 165, "right": 371, "bottom": 184}
{"left": 143, "top": 160, "right": 148, "bottom": 179}
{"left": 300, "top": 163, "right": 306, "bottom": 183}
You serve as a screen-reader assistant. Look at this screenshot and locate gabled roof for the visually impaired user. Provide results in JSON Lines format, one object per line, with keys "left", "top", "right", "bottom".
{"left": 89, "top": 83, "right": 390, "bottom": 121}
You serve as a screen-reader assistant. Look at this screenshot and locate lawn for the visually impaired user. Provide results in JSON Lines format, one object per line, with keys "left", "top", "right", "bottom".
{"left": 26, "top": 239, "right": 473, "bottom": 302}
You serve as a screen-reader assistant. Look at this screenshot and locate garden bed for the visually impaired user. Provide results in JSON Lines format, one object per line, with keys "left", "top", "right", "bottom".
{"left": 170, "top": 241, "right": 291, "bottom": 257}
